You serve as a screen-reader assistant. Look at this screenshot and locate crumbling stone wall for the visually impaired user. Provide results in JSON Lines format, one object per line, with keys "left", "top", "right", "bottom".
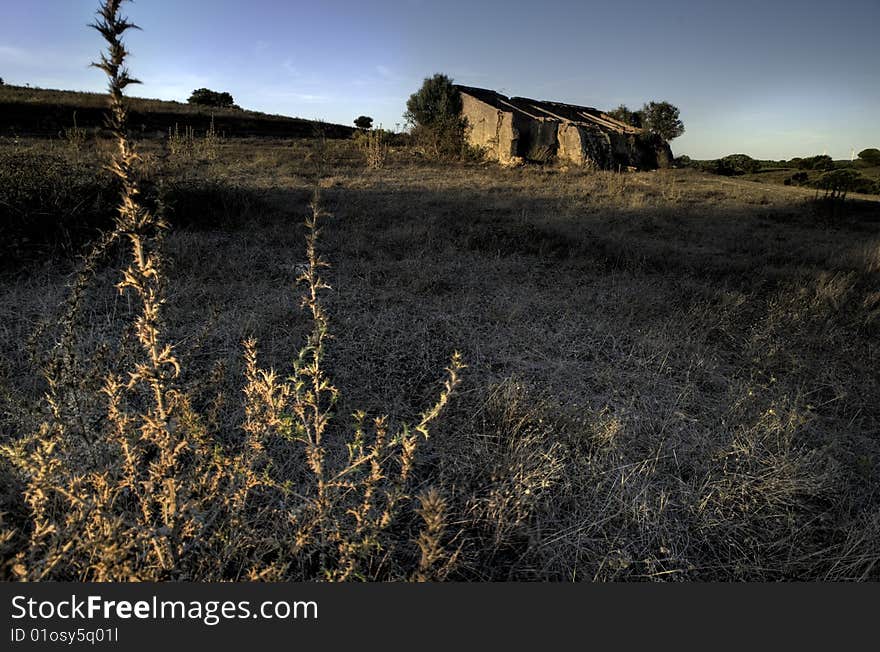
{"left": 558, "top": 123, "right": 614, "bottom": 168}
{"left": 460, "top": 92, "right": 519, "bottom": 164}
{"left": 606, "top": 132, "right": 673, "bottom": 170}
{"left": 517, "top": 116, "right": 558, "bottom": 163}
{"left": 556, "top": 123, "right": 587, "bottom": 165}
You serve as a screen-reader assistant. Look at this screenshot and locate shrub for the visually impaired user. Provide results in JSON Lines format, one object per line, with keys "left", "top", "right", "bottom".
{"left": 640, "top": 101, "right": 684, "bottom": 141}
{"left": 783, "top": 171, "right": 809, "bottom": 186}
{"left": 790, "top": 155, "right": 834, "bottom": 171}
{"left": 705, "top": 154, "right": 760, "bottom": 176}
{"left": 812, "top": 169, "right": 878, "bottom": 198}
{"left": 188, "top": 88, "right": 235, "bottom": 108}
{"left": 409, "top": 119, "right": 471, "bottom": 160}
{"left": 607, "top": 105, "right": 643, "bottom": 128}
{"left": 672, "top": 154, "right": 692, "bottom": 168}
{"left": 813, "top": 168, "right": 861, "bottom": 200}
{"left": 405, "top": 74, "right": 468, "bottom": 160}
{"left": 405, "top": 73, "right": 462, "bottom": 127}
{"left": 857, "top": 148, "right": 880, "bottom": 166}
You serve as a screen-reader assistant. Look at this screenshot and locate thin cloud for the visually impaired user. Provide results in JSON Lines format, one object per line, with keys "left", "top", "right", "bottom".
{"left": 0, "top": 45, "right": 28, "bottom": 62}
{"left": 293, "top": 93, "right": 330, "bottom": 103}
{"left": 261, "top": 89, "right": 332, "bottom": 103}
{"left": 0, "top": 45, "right": 94, "bottom": 71}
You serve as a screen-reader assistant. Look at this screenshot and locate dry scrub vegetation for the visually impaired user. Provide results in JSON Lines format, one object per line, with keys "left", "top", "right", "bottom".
{"left": 2, "top": 1, "right": 880, "bottom": 581}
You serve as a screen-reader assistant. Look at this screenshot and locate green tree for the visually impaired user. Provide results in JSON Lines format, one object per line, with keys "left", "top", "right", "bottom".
{"left": 607, "top": 104, "right": 643, "bottom": 128}
{"left": 791, "top": 154, "right": 833, "bottom": 171}
{"left": 354, "top": 115, "right": 374, "bottom": 130}
{"left": 815, "top": 168, "right": 863, "bottom": 200}
{"left": 187, "top": 88, "right": 235, "bottom": 108}
{"left": 858, "top": 148, "right": 880, "bottom": 166}
{"left": 404, "top": 73, "right": 467, "bottom": 159}
{"left": 707, "top": 154, "right": 760, "bottom": 176}
{"left": 673, "top": 154, "right": 692, "bottom": 168}
{"left": 404, "top": 73, "right": 463, "bottom": 127}
{"left": 640, "top": 101, "right": 684, "bottom": 141}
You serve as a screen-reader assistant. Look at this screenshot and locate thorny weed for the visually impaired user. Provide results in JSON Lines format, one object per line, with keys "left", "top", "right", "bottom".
{"left": 167, "top": 123, "right": 195, "bottom": 159}
{"left": 239, "top": 186, "right": 463, "bottom": 580}
{"left": 167, "top": 116, "right": 220, "bottom": 162}
{"left": 61, "top": 111, "right": 87, "bottom": 157}
{"left": 355, "top": 127, "right": 389, "bottom": 170}
{"left": 412, "top": 488, "right": 457, "bottom": 581}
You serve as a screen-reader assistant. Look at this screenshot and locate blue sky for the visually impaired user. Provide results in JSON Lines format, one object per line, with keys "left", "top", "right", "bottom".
{"left": 2, "top": 0, "right": 878, "bottom": 159}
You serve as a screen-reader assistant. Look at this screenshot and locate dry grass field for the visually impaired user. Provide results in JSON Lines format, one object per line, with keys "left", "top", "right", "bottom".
{"left": 2, "top": 128, "right": 879, "bottom": 580}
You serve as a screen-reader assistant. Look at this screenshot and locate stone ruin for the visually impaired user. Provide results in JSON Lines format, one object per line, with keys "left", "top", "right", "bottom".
{"left": 457, "top": 85, "right": 672, "bottom": 170}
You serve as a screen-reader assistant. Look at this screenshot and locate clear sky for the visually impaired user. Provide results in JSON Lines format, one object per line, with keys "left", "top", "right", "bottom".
{"left": 2, "top": 0, "right": 878, "bottom": 159}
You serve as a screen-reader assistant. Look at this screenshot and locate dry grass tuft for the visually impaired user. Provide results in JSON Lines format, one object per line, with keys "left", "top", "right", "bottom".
{"left": 167, "top": 117, "right": 221, "bottom": 162}
{"left": 355, "top": 128, "right": 389, "bottom": 170}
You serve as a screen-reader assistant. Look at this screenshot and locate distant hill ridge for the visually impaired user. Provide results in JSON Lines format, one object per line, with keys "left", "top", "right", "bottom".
{"left": 0, "top": 84, "right": 354, "bottom": 139}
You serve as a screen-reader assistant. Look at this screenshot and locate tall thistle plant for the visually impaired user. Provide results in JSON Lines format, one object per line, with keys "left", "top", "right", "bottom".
{"left": 242, "top": 187, "right": 464, "bottom": 580}
{"left": 92, "top": 0, "right": 179, "bottom": 422}
{"left": 92, "top": 0, "right": 191, "bottom": 573}
{"left": 2, "top": 0, "right": 206, "bottom": 580}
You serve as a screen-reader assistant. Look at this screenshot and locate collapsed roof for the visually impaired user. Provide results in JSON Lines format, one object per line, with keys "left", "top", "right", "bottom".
{"left": 455, "top": 85, "right": 640, "bottom": 135}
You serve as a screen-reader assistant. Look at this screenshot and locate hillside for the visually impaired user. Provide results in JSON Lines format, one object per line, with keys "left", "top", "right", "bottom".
{"left": 0, "top": 84, "right": 355, "bottom": 139}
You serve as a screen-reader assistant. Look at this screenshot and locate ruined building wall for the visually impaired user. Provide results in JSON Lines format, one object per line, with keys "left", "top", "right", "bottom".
{"left": 608, "top": 133, "right": 640, "bottom": 168}
{"left": 460, "top": 93, "right": 519, "bottom": 164}
{"left": 558, "top": 123, "right": 614, "bottom": 168}
{"left": 498, "top": 112, "right": 519, "bottom": 164}
{"left": 515, "top": 115, "right": 558, "bottom": 163}
{"left": 557, "top": 123, "right": 586, "bottom": 166}
{"left": 606, "top": 132, "right": 674, "bottom": 170}
{"left": 649, "top": 135, "right": 674, "bottom": 168}
{"left": 558, "top": 129, "right": 672, "bottom": 170}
